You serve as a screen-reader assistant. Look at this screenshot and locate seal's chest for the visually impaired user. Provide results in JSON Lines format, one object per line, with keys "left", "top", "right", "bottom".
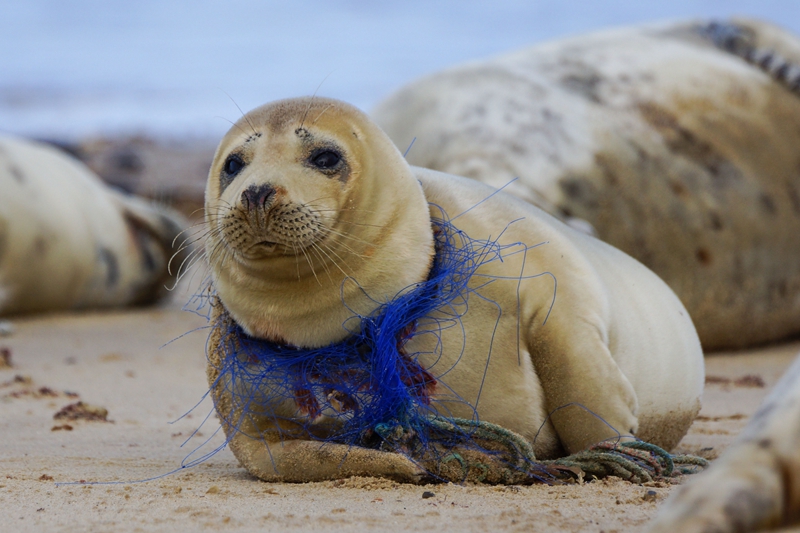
{"left": 209, "top": 214, "right": 533, "bottom": 448}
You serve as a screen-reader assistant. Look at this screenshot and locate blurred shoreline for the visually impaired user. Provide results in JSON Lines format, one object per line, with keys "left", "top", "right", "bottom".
{"left": 3, "top": 2, "right": 800, "bottom": 141}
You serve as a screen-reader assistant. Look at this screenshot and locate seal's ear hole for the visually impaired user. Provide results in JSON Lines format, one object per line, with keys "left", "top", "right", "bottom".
{"left": 309, "top": 149, "right": 342, "bottom": 170}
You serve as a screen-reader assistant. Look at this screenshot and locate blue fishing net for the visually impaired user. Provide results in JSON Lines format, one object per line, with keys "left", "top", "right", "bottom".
{"left": 206, "top": 206, "right": 540, "bottom": 463}
{"left": 198, "top": 205, "right": 707, "bottom": 484}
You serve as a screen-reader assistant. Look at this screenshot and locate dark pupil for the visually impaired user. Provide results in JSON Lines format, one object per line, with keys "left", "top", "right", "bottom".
{"left": 312, "top": 150, "right": 340, "bottom": 169}
{"left": 224, "top": 155, "right": 244, "bottom": 175}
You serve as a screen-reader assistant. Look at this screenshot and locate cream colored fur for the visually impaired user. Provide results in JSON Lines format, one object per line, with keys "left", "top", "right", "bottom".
{"left": 205, "top": 97, "right": 704, "bottom": 483}
{"left": 373, "top": 19, "right": 800, "bottom": 351}
{"left": 0, "top": 136, "right": 185, "bottom": 315}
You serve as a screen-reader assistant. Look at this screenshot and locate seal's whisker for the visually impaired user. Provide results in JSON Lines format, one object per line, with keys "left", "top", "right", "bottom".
{"left": 311, "top": 104, "right": 334, "bottom": 125}
{"left": 291, "top": 243, "right": 302, "bottom": 280}
{"left": 214, "top": 116, "right": 254, "bottom": 139}
{"left": 316, "top": 223, "right": 369, "bottom": 247}
{"left": 186, "top": 261, "right": 211, "bottom": 287}
{"left": 206, "top": 236, "right": 233, "bottom": 269}
{"left": 331, "top": 219, "right": 386, "bottom": 229}
{"left": 171, "top": 219, "right": 212, "bottom": 246}
{"left": 312, "top": 241, "right": 354, "bottom": 278}
{"left": 174, "top": 245, "right": 209, "bottom": 281}
{"left": 174, "top": 253, "right": 211, "bottom": 290}
{"left": 320, "top": 234, "right": 370, "bottom": 260}
{"left": 173, "top": 226, "right": 218, "bottom": 253}
{"left": 298, "top": 245, "right": 322, "bottom": 286}
{"left": 307, "top": 204, "right": 382, "bottom": 217}
{"left": 307, "top": 243, "right": 336, "bottom": 284}
{"left": 227, "top": 92, "right": 258, "bottom": 136}
{"left": 298, "top": 72, "right": 334, "bottom": 130}
{"left": 319, "top": 224, "right": 374, "bottom": 245}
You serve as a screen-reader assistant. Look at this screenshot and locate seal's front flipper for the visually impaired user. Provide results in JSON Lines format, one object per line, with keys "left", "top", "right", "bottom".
{"left": 228, "top": 433, "right": 425, "bottom": 483}
{"left": 529, "top": 317, "right": 639, "bottom": 455}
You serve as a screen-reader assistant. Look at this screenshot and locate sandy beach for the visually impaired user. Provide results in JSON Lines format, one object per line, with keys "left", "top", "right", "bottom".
{"left": 0, "top": 286, "right": 797, "bottom": 533}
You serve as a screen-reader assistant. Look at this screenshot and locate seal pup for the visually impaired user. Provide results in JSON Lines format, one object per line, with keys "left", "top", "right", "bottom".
{"left": 647, "top": 353, "right": 800, "bottom": 533}
{"left": 204, "top": 97, "right": 703, "bottom": 482}
{"left": 373, "top": 18, "right": 800, "bottom": 351}
{"left": 0, "top": 136, "right": 187, "bottom": 315}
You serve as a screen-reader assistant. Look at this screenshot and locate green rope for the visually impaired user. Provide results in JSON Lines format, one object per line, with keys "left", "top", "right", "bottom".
{"left": 378, "top": 416, "right": 709, "bottom": 485}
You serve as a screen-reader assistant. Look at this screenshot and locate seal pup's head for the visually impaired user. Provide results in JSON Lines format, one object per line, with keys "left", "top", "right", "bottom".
{"left": 205, "top": 97, "right": 434, "bottom": 347}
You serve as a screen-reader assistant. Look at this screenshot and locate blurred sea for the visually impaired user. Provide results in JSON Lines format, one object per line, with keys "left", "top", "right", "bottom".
{"left": 1, "top": 0, "right": 798, "bottom": 139}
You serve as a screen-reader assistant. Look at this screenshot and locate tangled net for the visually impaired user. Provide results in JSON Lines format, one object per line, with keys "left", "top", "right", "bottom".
{"left": 206, "top": 209, "right": 708, "bottom": 484}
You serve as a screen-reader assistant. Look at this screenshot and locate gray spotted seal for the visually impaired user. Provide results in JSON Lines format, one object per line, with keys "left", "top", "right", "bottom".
{"left": 372, "top": 18, "right": 800, "bottom": 351}
{"left": 0, "top": 136, "right": 187, "bottom": 315}
{"left": 204, "top": 97, "right": 703, "bottom": 482}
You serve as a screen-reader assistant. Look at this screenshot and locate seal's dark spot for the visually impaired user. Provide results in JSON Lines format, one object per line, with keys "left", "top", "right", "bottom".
{"left": 121, "top": 210, "right": 172, "bottom": 305}
{"left": 8, "top": 165, "right": 24, "bottom": 183}
{"left": 560, "top": 71, "right": 603, "bottom": 104}
{"left": 594, "top": 153, "right": 619, "bottom": 186}
{"left": 559, "top": 176, "right": 599, "bottom": 208}
{"left": 709, "top": 212, "right": 724, "bottom": 231}
{"left": 695, "top": 248, "right": 712, "bottom": 266}
{"left": 639, "top": 102, "right": 743, "bottom": 188}
{"left": 220, "top": 153, "right": 246, "bottom": 192}
{"left": 158, "top": 214, "right": 181, "bottom": 238}
{"left": 140, "top": 241, "right": 157, "bottom": 272}
{"left": 775, "top": 279, "right": 788, "bottom": 298}
{"left": 669, "top": 180, "right": 688, "bottom": 197}
{"left": 34, "top": 236, "right": 48, "bottom": 256}
{"left": 98, "top": 247, "right": 119, "bottom": 287}
{"left": 759, "top": 193, "right": 777, "bottom": 215}
{"left": 757, "top": 438, "right": 772, "bottom": 449}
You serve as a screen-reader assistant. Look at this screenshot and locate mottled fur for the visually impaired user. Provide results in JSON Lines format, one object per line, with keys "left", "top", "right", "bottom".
{"left": 0, "top": 136, "right": 186, "bottom": 315}
{"left": 373, "top": 19, "right": 800, "bottom": 350}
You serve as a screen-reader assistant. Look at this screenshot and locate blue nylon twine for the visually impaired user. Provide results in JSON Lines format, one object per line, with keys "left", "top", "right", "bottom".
{"left": 208, "top": 206, "right": 528, "bottom": 454}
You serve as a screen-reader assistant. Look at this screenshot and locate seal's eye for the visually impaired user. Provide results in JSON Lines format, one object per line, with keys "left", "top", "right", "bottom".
{"left": 310, "top": 150, "right": 341, "bottom": 170}
{"left": 223, "top": 154, "right": 245, "bottom": 177}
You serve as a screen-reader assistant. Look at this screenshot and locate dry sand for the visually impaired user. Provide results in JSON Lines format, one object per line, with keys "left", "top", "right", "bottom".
{"left": 1, "top": 292, "right": 798, "bottom": 533}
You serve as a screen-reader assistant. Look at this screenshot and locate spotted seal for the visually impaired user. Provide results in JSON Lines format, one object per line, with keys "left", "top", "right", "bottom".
{"left": 0, "top": 136, "right": 186, "bottom": 315}
{"left": 373, "top": 19, "right": 800, "bottom": 350}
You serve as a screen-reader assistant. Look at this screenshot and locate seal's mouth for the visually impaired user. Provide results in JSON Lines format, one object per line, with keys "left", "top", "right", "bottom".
{"left": 255, "top": 240, "right": 278, "bottom": 253}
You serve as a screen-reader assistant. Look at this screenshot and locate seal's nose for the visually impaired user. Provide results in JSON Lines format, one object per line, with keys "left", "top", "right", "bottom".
{"left": 241, "top": 184, "right": 276, "bottom": 210}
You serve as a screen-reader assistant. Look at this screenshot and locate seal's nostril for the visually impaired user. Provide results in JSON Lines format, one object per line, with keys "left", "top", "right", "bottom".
{"left": 241, "top": 184, "right": 276, "bottom": 210}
